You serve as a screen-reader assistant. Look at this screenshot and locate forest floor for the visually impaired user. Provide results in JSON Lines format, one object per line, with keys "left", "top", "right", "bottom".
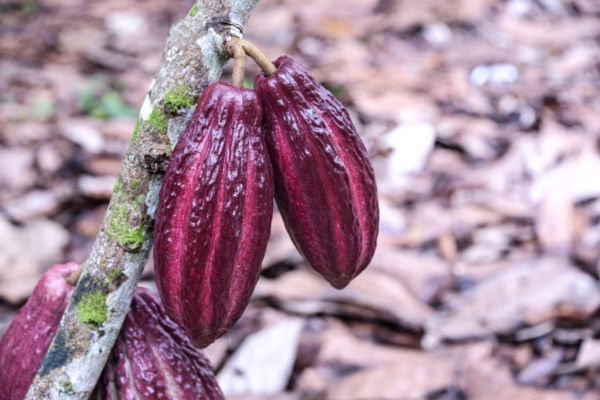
{"left": 2, "top": 0, "right": 600, "bottom": 398}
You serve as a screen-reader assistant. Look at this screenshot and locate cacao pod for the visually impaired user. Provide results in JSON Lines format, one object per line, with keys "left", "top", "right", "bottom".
{"left": 0, "top": 262, "right": 79, "bottom": 400}
{"left": 154, "top": 82, "right": 274, "bottom": 347}
{"left": 255, "top": 56, "right": 379, "bottom": 289}
{"left": 95, "top": 288, "right": 223, "bottom": 400}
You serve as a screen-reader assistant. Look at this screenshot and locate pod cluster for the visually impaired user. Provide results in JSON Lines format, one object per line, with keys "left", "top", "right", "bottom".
{"left": 0, "top": 266, "right": 221, "bottom": 400}
{"left": 0, "top": 54, "right": 379, "bottom": 399}
{"left": 154, "top": 55, "right": 379, "bottom": 347}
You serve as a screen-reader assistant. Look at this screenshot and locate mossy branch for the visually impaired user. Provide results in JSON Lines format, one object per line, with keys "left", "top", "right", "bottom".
{"left": 25, "top": 1, "right": 259, "bottom": 398}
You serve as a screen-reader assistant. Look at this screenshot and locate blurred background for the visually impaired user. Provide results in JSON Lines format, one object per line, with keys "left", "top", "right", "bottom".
{"left": 2, "top": 0, "right": 600, "bottom": 398}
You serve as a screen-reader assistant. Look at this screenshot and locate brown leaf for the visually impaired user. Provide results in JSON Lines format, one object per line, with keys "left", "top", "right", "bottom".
{"left": 575, "top": 338, "right": 600, "bottom": 370}
{"left": 261, "top": 213, "right": 303, "bottom": 269}
{"left": 0, "top": 147, "right": 35, "bottom": 194}
{"left": 78, "top": 175, "right": 117, "bottom": 200}
{"left": 256, "top": 268, "right": 434, "bottom": 329}
{"left": 536, "top": 189, "right": 580, "bottom": 254}
{"left": 0, "top": 216, "right": 69, "bottom": 303}
{"left": 425, "top": 258, "right": 600, "bottom": 343}
{"left": 3, "top": 190, "right": 61, "bottom": 222}
{"left": 461, "top": 343, "right": 576, "bottom": 400}
{"left": 326, "top": 358, "right": 454, "bottom": 400}
{"left": 217, "top": 319, "right": 304, "bottom": 397}
{"left": 84, "top": 156, "right": 123, "bottom": 176}
{"left": 299, "top": 322, "right": 455, "bottom": 396}
{"left": 517, "top": 349, "right": 563, "bottom": 386}
{"left": 370, "top": 246, "right": 451, "bottom": 303}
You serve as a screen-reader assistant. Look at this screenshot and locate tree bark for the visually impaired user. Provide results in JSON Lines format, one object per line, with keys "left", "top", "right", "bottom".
{"left": 25, "top": 1, "right": 259, "bottom": 398}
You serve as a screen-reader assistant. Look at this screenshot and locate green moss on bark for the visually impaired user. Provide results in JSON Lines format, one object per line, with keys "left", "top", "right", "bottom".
{"left": 107, "top": 269, "right": 121, "bottom": 284}
{"left": 61, "top": 381, "right": 73, "bottom": 394}
{"left": 188, "top": 4, "right": 199, "bottom": 17}
{"left": 131, "top": 119, "right": 142, "bottom": 142}
{"left": 77, "top": 292, "right": 108, "bottom": 327}
{"left": 106, "top": 200, "right": 146, "bottom": 252}
{"left": 146, "top": 108, "right": 168, "bottom": 134}
{"left": 112, "top": 176, "right": 122, "bottom": 194}
{"left": 164, "top": 85, "right": 195, "bottom": 114}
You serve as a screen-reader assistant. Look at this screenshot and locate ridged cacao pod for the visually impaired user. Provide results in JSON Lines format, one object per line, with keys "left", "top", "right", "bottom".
{"left": 95, "top": 289, "right": 223, "bottom": 400}
{"left": 154, "top": 82, "right": 274, "bottom": 347}
{"left": 255, "top": 56, "right": 379, "bottom": 289}
{"left": 0, "top": 262, "right": 79, "bottom": 400}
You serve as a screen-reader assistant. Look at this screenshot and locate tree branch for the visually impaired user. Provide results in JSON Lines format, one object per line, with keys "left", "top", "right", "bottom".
{"left": 25, "top": 1, "right": 259, "bottom": 398}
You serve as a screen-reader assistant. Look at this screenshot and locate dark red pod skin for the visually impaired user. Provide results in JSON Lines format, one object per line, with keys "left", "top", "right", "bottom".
{"left": 0, "top": 262, "right": 79, "bottom": 400}
{"left": 94, "top": 289, "right": 224, "bottom": 400}
{"left": 153, "top": 82, "right": 274, "bottom": 347}
{"left": 255, "top": 56, "right": 379, "bottom": 289}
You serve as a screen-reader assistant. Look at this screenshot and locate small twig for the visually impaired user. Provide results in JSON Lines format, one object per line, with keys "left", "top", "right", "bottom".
{"left": 241, "top": 39, "right": 276, "bottom": 75}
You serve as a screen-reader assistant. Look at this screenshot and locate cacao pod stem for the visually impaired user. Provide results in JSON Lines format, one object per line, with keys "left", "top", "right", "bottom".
{"left": 239, "top": 39, "right": 277, "bottom": 76}
{"left": 225, "top": 39, "right": 247, "bottom": 88}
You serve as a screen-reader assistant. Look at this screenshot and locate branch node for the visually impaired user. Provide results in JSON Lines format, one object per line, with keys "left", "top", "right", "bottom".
{"left": 207, "top": 16, "right": 244, "bottom": 38}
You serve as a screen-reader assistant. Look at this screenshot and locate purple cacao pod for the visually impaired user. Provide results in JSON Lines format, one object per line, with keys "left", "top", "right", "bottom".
{"left": 95, "top": 289, "right": 223, "bottom": 400}
{"left": 154, "top": 82, "right": 274, "bottom": 347}
{"left": 0, "top": 262, "right": 79, "bottom": 400}
{"left": 255, "top": 56, "right": 379, "bottom": 289}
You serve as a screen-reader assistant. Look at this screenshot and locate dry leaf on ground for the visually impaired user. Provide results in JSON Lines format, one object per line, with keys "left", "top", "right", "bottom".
{"left": 425, "top": 258, "right": 600, "bottom": 344}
